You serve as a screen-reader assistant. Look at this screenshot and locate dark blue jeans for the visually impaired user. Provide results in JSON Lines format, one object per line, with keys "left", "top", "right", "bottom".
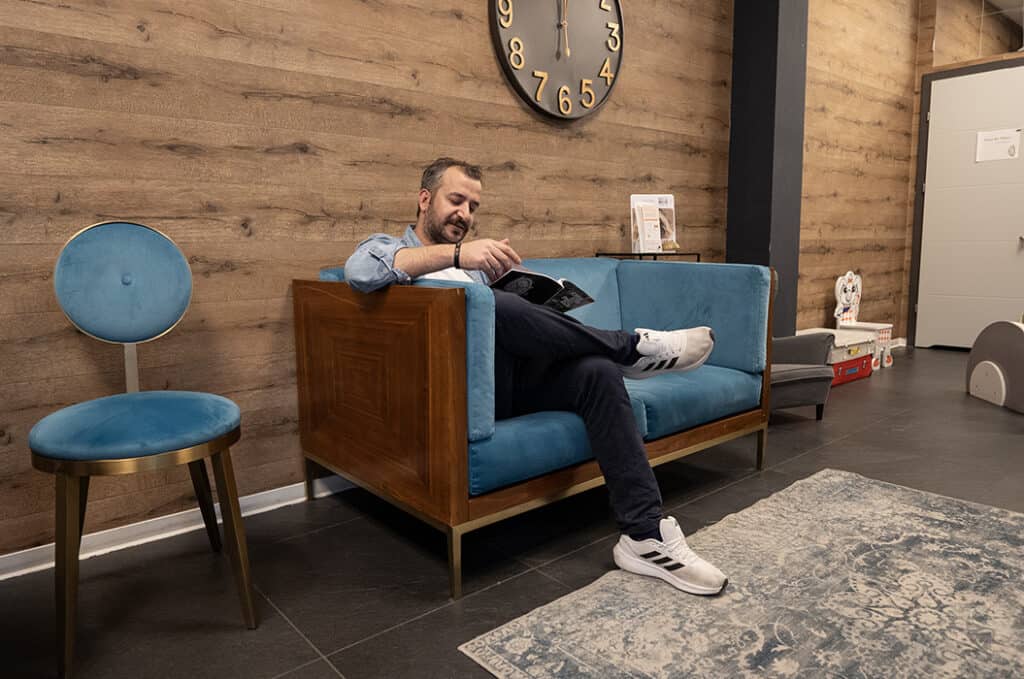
{"left": 491, "top": 290, "right": 663, "bottom": 537}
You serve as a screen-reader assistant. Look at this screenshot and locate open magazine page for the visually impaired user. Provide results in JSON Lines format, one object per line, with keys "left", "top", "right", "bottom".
{"left": 489, "top": 266, "right": 594, "bottom": 312}
{"left": 543, "top": 280, "right": 594, "bottom": 313}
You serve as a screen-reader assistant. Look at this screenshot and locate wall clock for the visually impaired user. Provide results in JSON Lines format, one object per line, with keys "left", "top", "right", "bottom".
{"left": 489, "top": 0, "right": 624, "bottom": 120}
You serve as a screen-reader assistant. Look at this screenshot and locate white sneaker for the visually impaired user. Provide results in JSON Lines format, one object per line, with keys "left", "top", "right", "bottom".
{"left": 613, "top": 517, "right": 728, "bottom": 595}
{"left": 622, "top": 327, "right": 715, "bottom": 379}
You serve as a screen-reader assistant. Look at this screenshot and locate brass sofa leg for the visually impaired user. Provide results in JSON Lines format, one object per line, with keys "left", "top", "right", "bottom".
{"left": 756, "top": 428, "right": 767, "bottom": 470}
{"left": 210, "top": 449, "right": 259, "bottom": 629}
{"left": 303, "top": 457, "right": 322, "bottom": 501}
{"left": 55, "top": 473, "right": 85, "bottom": 678}
{"left": 447, "top": 527, "right": 463, "bottom": 600}
{"left": 188, "top": 459, "right": 222, "bottom": 552}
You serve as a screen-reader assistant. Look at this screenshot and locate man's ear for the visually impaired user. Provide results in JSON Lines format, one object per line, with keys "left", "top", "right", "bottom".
{"left": 418, "top": 188, "right": 432, "bottom": 213}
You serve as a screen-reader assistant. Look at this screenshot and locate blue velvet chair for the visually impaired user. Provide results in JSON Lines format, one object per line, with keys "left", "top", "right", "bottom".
{"left": 29, "top": 221, "right": 257, "bottom": 677}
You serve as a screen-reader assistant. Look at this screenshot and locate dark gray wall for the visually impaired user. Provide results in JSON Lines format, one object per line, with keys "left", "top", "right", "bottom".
{"left": 726, "top": 0, "right": 808, "bottom": 337}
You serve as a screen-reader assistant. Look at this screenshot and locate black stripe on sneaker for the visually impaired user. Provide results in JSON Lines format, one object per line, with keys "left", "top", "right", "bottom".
{"left": 665, "top": 562, "right": 685, "bottom": 571}
{"left": 642, "top": 363, "right": 655, "bottom": 372}
{"left": 652, "top": 556, "right": 673, "bottom": 565}
{"left": 654, "top": 359, "right": 667, "bottom": 370}
{"left": 639, "top": 551, "right": 661, "bottom": 559}
{"left": 666, "top": 357, "right": 678, "bottom": 369}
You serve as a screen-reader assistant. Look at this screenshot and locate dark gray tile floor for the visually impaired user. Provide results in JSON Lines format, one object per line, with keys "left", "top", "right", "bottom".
{"left": 2, "top": 348, "right": 1021, "bottom": 678}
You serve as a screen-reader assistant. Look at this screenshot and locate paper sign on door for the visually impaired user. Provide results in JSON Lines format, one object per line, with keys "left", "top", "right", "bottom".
{"left": 975, "top": 128, "right": 1021, "bottom": 162}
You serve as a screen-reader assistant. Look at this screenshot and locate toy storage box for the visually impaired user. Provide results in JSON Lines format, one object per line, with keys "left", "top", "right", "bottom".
{"left": 797, "top": 328, "right": 877, "bottom": 385}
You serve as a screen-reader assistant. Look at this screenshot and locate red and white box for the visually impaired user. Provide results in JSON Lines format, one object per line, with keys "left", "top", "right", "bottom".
{"left": 797, "top": 328, "right": 877, "bottom": 385}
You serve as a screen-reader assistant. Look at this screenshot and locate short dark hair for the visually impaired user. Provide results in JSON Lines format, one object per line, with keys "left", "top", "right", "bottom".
{"left": 420, "top": 157, "right": 483, "bottom": 193}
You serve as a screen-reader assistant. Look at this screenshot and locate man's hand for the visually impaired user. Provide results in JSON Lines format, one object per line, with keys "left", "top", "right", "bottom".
{"left": 460, "top": 238, "right": 522, "bottom": 280}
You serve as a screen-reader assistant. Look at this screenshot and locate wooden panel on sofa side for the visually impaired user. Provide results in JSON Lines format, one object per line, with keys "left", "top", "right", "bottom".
{"left": 293, "top": 280, "right": 469, "bottom": 526}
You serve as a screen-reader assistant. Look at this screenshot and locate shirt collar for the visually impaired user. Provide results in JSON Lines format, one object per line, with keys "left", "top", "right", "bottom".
{"left": 403, "top": 225, "right": 423, "bottom": 247}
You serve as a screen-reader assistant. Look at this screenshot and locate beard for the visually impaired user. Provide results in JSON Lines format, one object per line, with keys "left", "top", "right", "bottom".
{"left": 423, "top": 201, "right": 469, "bottom": 245}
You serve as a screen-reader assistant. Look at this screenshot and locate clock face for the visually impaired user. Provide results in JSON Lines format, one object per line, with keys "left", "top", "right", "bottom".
{"left": 489, "top": 0, "right": 624, "bottom": 120}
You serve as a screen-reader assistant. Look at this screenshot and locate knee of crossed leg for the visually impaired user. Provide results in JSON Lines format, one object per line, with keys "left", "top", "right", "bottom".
{"left": 573, "top": 355, "right": 627, "bottom": 391}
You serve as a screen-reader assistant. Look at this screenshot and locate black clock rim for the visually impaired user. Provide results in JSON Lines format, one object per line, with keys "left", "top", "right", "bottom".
{"left": 488, "top": 0, "right": 625, "bottom": 121}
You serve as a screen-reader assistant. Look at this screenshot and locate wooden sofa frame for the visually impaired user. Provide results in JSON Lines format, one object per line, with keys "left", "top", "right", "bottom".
{"left": 293, "top": 277, "right": 774, "bottom": 598}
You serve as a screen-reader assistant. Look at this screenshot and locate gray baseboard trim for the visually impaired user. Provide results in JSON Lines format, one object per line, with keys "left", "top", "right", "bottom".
{"left": 0, "top": 475, "right": 353, "bottom": 582}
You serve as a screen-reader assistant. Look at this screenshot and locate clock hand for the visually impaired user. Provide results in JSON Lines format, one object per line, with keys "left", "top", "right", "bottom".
{"left": 560, "top": 0, "right": 571, "bottom": 58}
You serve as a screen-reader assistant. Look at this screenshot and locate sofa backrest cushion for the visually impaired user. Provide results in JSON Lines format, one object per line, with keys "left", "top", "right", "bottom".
{"left": 522, "top": 257, "right": 622, "bottom": 330}
{"left": 617, "top": 261, "right": 771, "bottom": 374}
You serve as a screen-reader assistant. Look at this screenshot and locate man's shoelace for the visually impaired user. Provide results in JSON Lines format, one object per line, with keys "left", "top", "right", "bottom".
{"left": 661, "top": 535, "right": 698, "bottom": 566}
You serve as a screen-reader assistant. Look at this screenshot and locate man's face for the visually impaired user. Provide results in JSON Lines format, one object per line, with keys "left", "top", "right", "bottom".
{"left": 421, "top": 168, "right": 482, "bottom": 245}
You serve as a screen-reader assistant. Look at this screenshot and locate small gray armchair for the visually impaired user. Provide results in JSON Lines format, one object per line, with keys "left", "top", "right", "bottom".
{"left": 770, "top": 333, "right": 835, "bottom": 420}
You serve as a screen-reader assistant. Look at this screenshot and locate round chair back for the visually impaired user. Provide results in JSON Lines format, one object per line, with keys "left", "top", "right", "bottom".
{"left": 54, "top": 221, "right": 192, "bottom": 344}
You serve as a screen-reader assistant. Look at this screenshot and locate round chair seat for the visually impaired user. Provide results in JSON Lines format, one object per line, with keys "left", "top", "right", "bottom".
{"left": 29, "top": 391, "right": 240, "bottom": 461}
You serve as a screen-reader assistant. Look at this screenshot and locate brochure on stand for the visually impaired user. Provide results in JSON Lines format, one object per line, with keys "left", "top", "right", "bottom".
{"left": 630, "top": 194, "right": 678, "bottom": 253}
{"left": 489, "top": 267, "right": 594, "bottom": 312}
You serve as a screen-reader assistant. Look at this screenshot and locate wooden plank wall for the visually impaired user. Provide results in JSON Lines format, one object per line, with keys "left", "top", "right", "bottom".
{"left": 0, "top": 0, "right": 735, "bottom": 555}
{"left": 799, "top": 0, "right": 920, "bottom": 333}
{"left": 935, "top": 0, "right": 1023, "bottom": 66}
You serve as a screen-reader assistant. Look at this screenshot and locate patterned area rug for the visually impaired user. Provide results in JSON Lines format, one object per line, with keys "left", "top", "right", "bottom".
{"left": 460, "top": 470, "right": 1024, "bottom": 678}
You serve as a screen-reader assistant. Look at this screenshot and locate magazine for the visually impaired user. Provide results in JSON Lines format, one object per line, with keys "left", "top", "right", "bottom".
{"left": 489, "top": 267, "right": 594, "bottom": 312}
{"left": 630, "top": 194, "right": 678, "bottom": 252}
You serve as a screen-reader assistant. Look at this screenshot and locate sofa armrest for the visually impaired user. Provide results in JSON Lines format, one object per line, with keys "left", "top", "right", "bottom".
{"left": 772, "top": 333, "right": 834, "bottom": 365}
{"left": 317, "top": 268, "right": 496, "bottom": 441}
{"left": 293, "top": 279, "right": 483, "bottom": 524}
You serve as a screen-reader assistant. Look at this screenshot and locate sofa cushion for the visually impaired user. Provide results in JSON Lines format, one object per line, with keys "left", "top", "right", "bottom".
{"left": 468, "top": 392, "right": 649, "bottom": 495}
{"left": 522, "top": 257, "right": 622, "bottom": 330}
{"left": 616, "top": 261, "right": 771, "bottom": 374}
{"left": 625, "top": 365, "right": 763, "bottom": 440}
{"left": 469, "top": 411, "right": 591, "bottom": 495}
{"left": 771, "top": 363, "right": 835, "bottom": 384}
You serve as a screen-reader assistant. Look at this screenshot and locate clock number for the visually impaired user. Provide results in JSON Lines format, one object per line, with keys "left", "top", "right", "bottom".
{"left": 599, "top": 0, "right": 611, "bottom": 10}
{"left": 599, "top": 57, "right": 615, "bottom": 85}
{"left": 558, "top": 85, "right": 572, "bottom": 115}
{"left": 508, "top": 37, "right": 525, "bottom": 70}
{"left": 606, "top": 22, "right": 621, "bottom": 51}
{"left": 532, "top": 70, "right": 549, "bottom": 102}
{"left": 580, "top": 79, "right": 596, "bottom": 108}
{"left": 498, "top": 0, "right": 513, "bottom": 28}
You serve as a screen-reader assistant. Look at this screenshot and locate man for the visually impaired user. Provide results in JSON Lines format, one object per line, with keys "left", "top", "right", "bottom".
{"left": 345, "top": 157, "right": 727, "bottom": 595}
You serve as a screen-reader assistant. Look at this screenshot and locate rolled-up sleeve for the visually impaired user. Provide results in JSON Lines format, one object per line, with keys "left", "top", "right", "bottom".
{"left": 344, "top": 234, "right": 413, "bottom": 293}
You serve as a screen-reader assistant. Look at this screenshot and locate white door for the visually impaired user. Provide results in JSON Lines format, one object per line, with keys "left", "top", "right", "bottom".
{"left": 916, "top": 65, "right": 1024, "bottom": 348}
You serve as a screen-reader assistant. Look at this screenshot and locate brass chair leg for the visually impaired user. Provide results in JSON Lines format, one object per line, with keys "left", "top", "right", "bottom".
{"left": 55, "top": 473, "right": 85, "bottom": 678}
{"left": 78, "top": 476, "right": 90, "bottom": 551}
{"left": 210, "top": 449, "right": 258, "bottom": 629}
{"left": 188, "top": 459, "right": 222, "bottom": 552}
{"left": 756, "top": 428, "right": 767, "bottom": 470}
{"left": 447, "top": 527, "right": 463, "bottom": 600}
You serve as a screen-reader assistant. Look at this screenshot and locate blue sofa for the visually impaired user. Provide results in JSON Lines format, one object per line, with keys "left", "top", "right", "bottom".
{"left": 293, "top": 258, "right": 774, "bottom": 597}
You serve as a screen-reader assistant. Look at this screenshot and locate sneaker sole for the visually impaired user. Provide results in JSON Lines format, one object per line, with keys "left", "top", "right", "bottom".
{"left": 612, "top": 543, "right": 728, "bottom": 596}
{"left": 622, "top": 344, "right": 714, "bottom": 380}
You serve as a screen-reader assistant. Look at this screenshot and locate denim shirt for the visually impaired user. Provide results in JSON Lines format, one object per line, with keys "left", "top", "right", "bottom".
{"left": 344, "top": 225, "right": 487, "bottom": 293}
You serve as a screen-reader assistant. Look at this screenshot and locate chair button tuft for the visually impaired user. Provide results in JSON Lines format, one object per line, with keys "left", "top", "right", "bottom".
{"left": 121, "top": 273, "right": 133, "bottom": 286}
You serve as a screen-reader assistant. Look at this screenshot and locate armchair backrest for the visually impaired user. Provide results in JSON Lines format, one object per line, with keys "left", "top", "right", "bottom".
{"left": 55, "top": 221, "right": 192, "bottom": 344}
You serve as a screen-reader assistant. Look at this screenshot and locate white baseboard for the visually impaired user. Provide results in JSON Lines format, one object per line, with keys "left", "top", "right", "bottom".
{"left": 0, "top": 476, "right": 353, "bottom": 582}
